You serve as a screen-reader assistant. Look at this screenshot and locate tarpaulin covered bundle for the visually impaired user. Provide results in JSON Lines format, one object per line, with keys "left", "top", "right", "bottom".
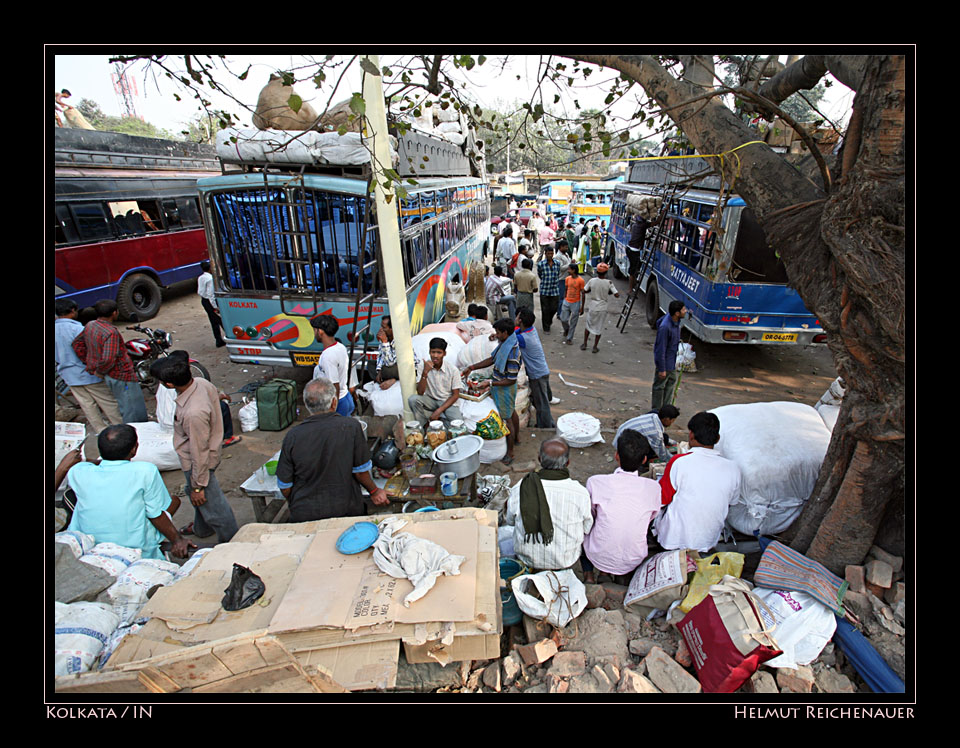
{"left": 712, "top": 402, "right": 831, "bottom": 536}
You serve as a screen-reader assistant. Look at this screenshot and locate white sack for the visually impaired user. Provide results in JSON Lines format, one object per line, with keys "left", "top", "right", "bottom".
{"left": 511, "top": 569, "right": 587, "bottom": 628}
{"left": 435, "top": 121, "right": 462, "bottom": 134}
{"left": 556, "top": 412, "right": 604, "bottom": 447}
{"left": 435, "top": 131, "right": 466, "bottom": 146}
{"left": 816, "top": 377, "right": 846, "bottom": 408}
{"left": 479, "top": 436, "right": 507, "bottom": 464}
{"left": 372, "top": 517, "right": 466, "bottom": 607}
{"left": 217, "top": 127, "right": 397, "bottom": 167}
{"left": 712, "top": 402, "right": 831, "bottom": 536}
{"left": 129, "top": 421, "right": 181, "bottom": 471}
{"left": 816, "top": 403, "right": 840, "bottom": 432}
{"left": 54, "top": 601, "right": 121, "bottom": 675}
{"left": 753, "top": 588, "right": 837, "bottom": 669}
{"left": 155, "top": 383, "right": 177, "bottom": 429}
{"left": 55, "top": 530, "right": 97, "bottom": 559}
{"left": 238, "top": 399, "right": 259, "bottom": 432}
{"left": 79, "top": 543, "right": 142, "bottom": 578}
{"left": 105, "top": 558, "right": 180, "bottom": 625}
{"left": 174, "top": 547, "right": 214, "bottom": 580}
{"left": 359, "top": 380, "right": 405, "bottom": 417}
{"left": 456, "top": 334, "right": 498, "bottom": 377}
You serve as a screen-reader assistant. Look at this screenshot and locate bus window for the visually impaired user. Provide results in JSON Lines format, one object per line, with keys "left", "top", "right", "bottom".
{"left": 71, "top": 202, "right": 113, "bottom": 242}
{"left": 54, "top": 204, "right": 79, "bottom": 244}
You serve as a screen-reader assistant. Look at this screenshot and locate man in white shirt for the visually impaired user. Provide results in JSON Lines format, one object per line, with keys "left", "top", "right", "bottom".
{"left": 496, "top": 226, "right": 517, "bottom": 276}
{"left": 505, "top": 438, "right": 593, "bottom": 573}
{"left": 407, "top": 337, "right": 462, "bottom": 427}
{"left": 197, "top": 261, "right": 225, "bottom": 348}
{"left": 311, "top": 315, "right": 354, "bottom": 416}
{"left": 654, "top": 411, "right": 741, "bottom": 553}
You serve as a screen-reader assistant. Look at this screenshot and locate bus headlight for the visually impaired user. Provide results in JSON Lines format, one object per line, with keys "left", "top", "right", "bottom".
{"left": 261, "top": 327, "right": 272, "bottom": 339}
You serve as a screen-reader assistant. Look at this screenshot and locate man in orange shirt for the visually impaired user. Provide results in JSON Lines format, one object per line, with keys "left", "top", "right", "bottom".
{"left": 558, "top": 263, "right": 586, "bottom": 345}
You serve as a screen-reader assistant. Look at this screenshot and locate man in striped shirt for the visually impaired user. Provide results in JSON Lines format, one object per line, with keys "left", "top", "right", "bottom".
{"left": 613, "top": 404, "right": 680, "bottom": 463}
{"left": 504, "top": 438, "right": 593, "bottom": 572}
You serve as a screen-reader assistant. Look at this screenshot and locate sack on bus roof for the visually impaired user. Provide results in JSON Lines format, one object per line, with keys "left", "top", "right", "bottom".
{"left": 216, "top": 127, "right": 398, "bottom": 168}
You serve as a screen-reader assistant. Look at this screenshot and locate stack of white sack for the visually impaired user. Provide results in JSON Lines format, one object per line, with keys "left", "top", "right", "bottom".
{"left": 54, "top": 601, "right": 121, "bottom": 676}
{"left": 216, "top": 127, "right": 398, "bottom": 167}
{"left": 814, "top": 377, "right": 845, "bottom": 432}
{"left": 395, "top": 99, "right": 471, "bottom": 146}
{"left": 712, "top": 401, "right": 831, "bottom": 536}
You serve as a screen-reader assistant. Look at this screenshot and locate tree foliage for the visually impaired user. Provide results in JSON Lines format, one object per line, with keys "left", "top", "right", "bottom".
{"left": 75, "top": 97, "right": 176, "bottom": 139}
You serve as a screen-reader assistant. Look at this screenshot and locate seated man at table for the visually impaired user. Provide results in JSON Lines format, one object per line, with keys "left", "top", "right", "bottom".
{"left": 408, "top": 337, "right": 463, "bottom": 427}
{"left": 66, "top": 424, "right": 194, "bottom": 559}
{"left": 276, "top": 377, "right": 389, "bottom": 522}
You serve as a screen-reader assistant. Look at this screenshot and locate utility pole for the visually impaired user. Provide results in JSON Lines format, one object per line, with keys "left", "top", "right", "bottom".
{"left": 362, "top": 55, "right": 416, "bottom": 421}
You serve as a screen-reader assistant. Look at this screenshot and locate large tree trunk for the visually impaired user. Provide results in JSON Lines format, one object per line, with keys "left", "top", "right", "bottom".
{"left": 575, "top": 55, "right": 905, "bottom": 573}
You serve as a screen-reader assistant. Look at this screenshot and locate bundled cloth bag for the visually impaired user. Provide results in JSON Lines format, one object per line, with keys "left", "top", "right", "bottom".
{"left": 511, "top": 570, "right": 587, "bottom": 628}
{"left": 373, "top": 517, "right": 465, "bottom": 607}
{"left": 677, "top": 576, "right": 782, "bottom": 693}
{"left": 752, "top": 588, "right": 837, "bottom": 669}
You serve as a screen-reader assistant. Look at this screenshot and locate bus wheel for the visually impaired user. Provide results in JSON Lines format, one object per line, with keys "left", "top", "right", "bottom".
{"left": 117, "top": 273, "right": 162, "bottom": 321}
{"left": 645, "top": 278, "right": 662, "bottom": 329}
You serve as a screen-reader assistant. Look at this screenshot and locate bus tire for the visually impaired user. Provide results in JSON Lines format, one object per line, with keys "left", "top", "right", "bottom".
{"left": 117, "top": 273, "right": 162, "bottom": 321}
{"left": 645, "top": 278, "right": 662, "bottom": 329}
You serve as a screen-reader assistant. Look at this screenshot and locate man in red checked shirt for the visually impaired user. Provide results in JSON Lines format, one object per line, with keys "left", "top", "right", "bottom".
{"left": 653, "top": 411, "right": 741, "bottom": 553}
{"left": 72, "top": 300, "right": 148, "bottom": 423}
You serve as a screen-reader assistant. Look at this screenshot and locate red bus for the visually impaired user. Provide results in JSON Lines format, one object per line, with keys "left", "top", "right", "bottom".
{"left": 53, "top": 129, "right": 220, "bottom": 319}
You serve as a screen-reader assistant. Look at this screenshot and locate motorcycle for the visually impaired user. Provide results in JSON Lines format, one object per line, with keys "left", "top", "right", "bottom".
{"left": 125, "top": 317, "right": 210, "bottom": 394}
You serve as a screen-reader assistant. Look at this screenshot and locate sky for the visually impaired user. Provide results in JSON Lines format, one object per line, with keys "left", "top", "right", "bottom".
{"left": 51, "top": 53, "right": 856, "bottom": 140}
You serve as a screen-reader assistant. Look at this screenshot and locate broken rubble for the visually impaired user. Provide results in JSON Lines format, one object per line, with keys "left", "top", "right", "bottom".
{"left": 864, "top": 559, "right": 893, "bottom": 589}
{"left": 618, "top": 668, "right": 660, "bottom": 694}
{"left": 642, "top": 646, "right": 701, "bottom": 694}
{"left": 742, "top": 670, "right": 778, "bottom": 694}
{"left": 868, "top": 545, "right": 903, "bottom": 574}
{"left": 776, "top": 665, "right": 815, "bottom": 693}
{"left": 549, "top": 650, "right": 587, "bottom": 678}
{"left": 815, "top": 668, "right": 856, "bottom": 694}
{"left": 516, "top": 638, "right": 559, "bottom": 666}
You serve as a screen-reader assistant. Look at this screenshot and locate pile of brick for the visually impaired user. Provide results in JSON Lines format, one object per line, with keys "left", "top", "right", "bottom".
{"left": 398, "top": 565, "right": 904, "bottom": 695}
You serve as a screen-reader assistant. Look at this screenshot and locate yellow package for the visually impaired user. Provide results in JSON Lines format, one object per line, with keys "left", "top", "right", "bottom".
{"left": 678, "top": 552, "right": 745, "bottom": 613}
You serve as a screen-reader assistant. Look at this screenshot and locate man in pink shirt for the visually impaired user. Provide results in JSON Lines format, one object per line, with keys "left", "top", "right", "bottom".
{"left": 582, "top": 429, "right": 662, "bottom": 583}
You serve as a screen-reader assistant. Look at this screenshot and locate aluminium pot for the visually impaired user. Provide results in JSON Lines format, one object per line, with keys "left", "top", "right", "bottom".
{"left": 431, "top": 435, "right": 483, "bottom": 479}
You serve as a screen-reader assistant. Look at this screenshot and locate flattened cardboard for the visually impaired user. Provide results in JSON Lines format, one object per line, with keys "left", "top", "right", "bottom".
{"left": 268, "top": 517, "right": 479, "bottom": 634}
{"left": 295, "top": 639, "right": 400, "bottom": 691}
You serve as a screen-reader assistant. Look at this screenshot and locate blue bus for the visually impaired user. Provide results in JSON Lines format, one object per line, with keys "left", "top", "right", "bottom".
{"left": 197, "top": 168, "right": 490, "bottom": 370}
{"left": 608, "top": 180, "right": 825, "bottom": 345}
{"left": 537, "top": 180, "right": 573, "bottom": 216}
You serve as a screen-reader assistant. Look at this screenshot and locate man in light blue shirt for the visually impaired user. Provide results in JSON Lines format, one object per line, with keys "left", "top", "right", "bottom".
{"left": 67, "top": 425, "right": 193, "bottom": 559}
{"left": 515, "top": 307, "right": 555, "bottom": 428}
{"left": 55, "top": 299, "right": 122, "bottom": 434}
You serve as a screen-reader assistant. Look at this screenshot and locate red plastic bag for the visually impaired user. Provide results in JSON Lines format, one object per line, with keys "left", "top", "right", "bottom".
{"left": 677, "top": 576, "right": 782, "bottom": 693}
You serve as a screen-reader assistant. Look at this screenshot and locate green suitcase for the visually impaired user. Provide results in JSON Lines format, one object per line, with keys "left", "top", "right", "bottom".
{"left": 256, "top": 379, "right": 298, "bottom": 431}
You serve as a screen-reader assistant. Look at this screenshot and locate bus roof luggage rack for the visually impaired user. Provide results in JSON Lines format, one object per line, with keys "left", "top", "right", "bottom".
{"left": 55, "top": 128, "right": 219, "bottom": 173}
{"left": 628, "top": 156, "right": 721, "bottom": 191}
{"left": 393, "top": 129, "right": 472, "bottom": 178}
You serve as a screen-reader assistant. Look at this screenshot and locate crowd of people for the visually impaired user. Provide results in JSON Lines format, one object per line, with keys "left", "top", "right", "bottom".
{"left": 55, "top": 205, "right": 737, "bottom": 588}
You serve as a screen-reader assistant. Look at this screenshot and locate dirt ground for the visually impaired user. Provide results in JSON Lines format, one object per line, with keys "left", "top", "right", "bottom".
{"left": 56, "top": 275, "right": 837, "bottom": 540}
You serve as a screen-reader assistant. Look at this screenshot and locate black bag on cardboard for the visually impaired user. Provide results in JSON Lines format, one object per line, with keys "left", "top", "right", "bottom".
{"left": 222, "top": 563, "right": 265, "bottom": 611}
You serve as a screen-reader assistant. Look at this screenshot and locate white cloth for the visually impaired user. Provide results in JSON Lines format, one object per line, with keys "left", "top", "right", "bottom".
{"left": 504, "top": 477, "right": 593, "bottom": 571}
{"left": 197, "top": 272, "right": 215, "bottom": 302}
{"left": 314, "top": 341, "right": 350, "bottom": 396}
{"left": 654, "top": 447, "right": 741, "bottom": 553}
{"left": 372, "top": 517, "right": 465, "bottom": 607}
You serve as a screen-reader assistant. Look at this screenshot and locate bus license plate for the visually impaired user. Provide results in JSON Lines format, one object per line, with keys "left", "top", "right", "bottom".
{"left": 291, "top": 352, "right": 321, "bottom": 366}
{"left": 762, "top": 332, "right": 798, "bottom": 343}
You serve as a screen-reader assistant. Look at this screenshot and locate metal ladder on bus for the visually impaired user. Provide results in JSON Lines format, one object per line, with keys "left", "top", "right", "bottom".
{"left": 260, "top": 166, "right": 324, "bottom": 316}
{"left": 615, "top": 183, "right": 680, "bottom": 334}
{"left": 346, "top": 177, "right": 381, "bottom": 411}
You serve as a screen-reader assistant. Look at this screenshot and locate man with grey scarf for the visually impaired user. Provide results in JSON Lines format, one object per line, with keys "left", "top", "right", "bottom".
{"left": 504, "top": 438, "right": 593, "bottom": 574}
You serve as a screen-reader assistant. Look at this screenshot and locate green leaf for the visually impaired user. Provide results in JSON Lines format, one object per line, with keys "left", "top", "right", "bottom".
{"left": 313, "top": 73, "right": 326, "bottom": 87}
{"left": 478, "top": 55, "right": 486, "bottom": 66}
{"left": 349, "top": 93, "right": 366, "bottom": 116}
{"left": 337, "top": 124, "right": 348, "bottom": 136}
{"left": 360, "top": 58, "right": 381, "bottom": 76}
{"left": 281, "top": 71, "right": 295, "bottom": 87}
{"left": 382, "top": 67, "right": 392, "bottom": 77}
{"left": 287, "top": 94, "right": 303, "bottom": 113}
{"left": 238, "top": 66, "right": 250, "bottom": 81}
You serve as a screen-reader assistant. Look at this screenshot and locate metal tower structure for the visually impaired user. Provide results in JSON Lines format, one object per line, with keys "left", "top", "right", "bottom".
{"left": 111, "top": 63, "right": 142, "bottom": 121}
